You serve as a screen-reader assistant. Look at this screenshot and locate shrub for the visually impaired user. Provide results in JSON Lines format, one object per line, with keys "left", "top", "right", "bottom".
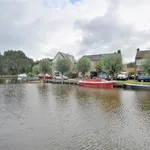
{"left": 27, "top": 72, "right": 34, "bottom": 77}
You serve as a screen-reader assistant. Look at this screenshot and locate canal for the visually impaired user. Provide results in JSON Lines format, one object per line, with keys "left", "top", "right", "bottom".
{"left": 0, "top": 83, "right": 150, "bottom": 150}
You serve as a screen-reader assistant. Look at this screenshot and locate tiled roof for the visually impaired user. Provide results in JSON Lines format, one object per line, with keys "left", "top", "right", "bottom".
{"left": 82, "top": 53, "right": 119, "bottom": 61}
{"left": 136, "top": 50, "right": 150, "bottom": 58}
{"left": 82, "top": 54, "right": 104, "bottom": 61}
{"left": 124, "top": 68, "right": 135, "bottom": 72}
{"left": 59, "top": 52, "right": 76, "bottom": 63}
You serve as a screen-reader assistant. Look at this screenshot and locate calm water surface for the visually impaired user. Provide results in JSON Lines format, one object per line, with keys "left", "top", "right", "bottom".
{"left": 0, "top": 83, "right": 150, "bottom": 150}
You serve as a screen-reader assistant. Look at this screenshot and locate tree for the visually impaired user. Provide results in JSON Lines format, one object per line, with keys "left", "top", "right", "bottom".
{"left": 77, "top": 58, "right": 91, "bottom": 76}
{"left": 56, "top": 58, "right": 71, "bottom": 77}
{"left": 102, "top": 54, "right": 122, "bottom": 78}
{"left": 0, "top": 55, "right": 4, "bottom": 75}
{"left": 141, "top": 56, "right": 150, "bottom": 74}
{"left": 127, "top": 62, "right": 135, "bottom": 68}
{"left": 95, "top": 59, "right": 103, "bottom": 73}
{"left": 32, "top": 64, "right": 40, "bottom": 75}
{"left": 39, "top": 58, "right": 52, "bottom": 75}
{"left": 3, "top": 50, "right": 34, "bottom": 75}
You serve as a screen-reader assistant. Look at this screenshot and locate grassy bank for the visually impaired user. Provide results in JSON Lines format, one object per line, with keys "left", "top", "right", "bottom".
{"left": 115, "top": 80, "right": 150, "bottom": 85}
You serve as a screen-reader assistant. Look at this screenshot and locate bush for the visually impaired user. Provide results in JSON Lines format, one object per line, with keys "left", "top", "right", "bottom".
{"left": 68, "top": 72, "right": 78, "bottom": 78}
{"left": 90, "top": 71, "right": 97, "bottom": 79}
{"left": 27, "top": 72, "right": 34, "bottom": 77}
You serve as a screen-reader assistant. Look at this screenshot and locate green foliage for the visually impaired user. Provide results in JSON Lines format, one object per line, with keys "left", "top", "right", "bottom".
{"left": 141, "top": 56, "right": 150, "bottom": 75}
{"left": 27, "top": 72, "right": 34, "bottom": 77}
{"left": 0, "top": 55, "right": 4, "bottom": 75}
{"left": 90, "top": 71, "right": 97, "bottom": 79}
{"left": 68, "top": 65, "right": 78, "bottom": 78}
{"left": 95, "top": 59, "right": 103, "bottom": 73}
{"left": 77, "top": 58, "right": 91, "bottom": 76}
{"left": 2, "top": 50, "right": 34, "bottom": 75}
{"left": 68, "top": 71, "right": 78, "bottom": 78}
{"left": 39, "top": 58, "right": 52, "bottom": 74}
{"left": 127, "top": 62, "right": 135, "bottom": 68}
{"left": 56, "top": 58, "right": 71, "bottom": 75}
{"left": 102, "top": 54, "right": 122, "bottom": 77}
{"left": 32, "top": 64, "right": 40, "bottom": 75}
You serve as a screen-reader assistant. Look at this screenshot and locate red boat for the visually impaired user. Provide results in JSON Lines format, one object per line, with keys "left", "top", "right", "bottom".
{"left": 78, "top": 78, "right": 115, "bottom": 88}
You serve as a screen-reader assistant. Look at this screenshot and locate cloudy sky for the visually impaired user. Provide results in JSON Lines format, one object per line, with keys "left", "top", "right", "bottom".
{"left": 1, "top": 0, "right": 150, "bottom": 62}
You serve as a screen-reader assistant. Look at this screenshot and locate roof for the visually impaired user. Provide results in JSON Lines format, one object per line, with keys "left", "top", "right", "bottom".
{"left": 82, "top": 54, "right": 104, "bottom": 61}
{"left": 136, "top": 50, "right": 150, "bottom": 59}
{"left": 123, "top": 68, "right": 135, "bottom": 72}
{"left": 59, "top": 52, "right": 76, "bottom": 63}
{"left": 82, "top": 52, "right": 120, "bottom": 61}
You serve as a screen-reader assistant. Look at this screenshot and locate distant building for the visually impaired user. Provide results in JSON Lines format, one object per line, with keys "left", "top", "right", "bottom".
{"left": 82, "top": 50, "right": 121, "bottom": 72}
{"left": 52, "top": 52, "right": 76, "bottom": 73}
{"left": 135, "top": 48, "right": 150, "bottom": 72}
{"left": 123, "top": 63, "right": 135, "bottom": 73}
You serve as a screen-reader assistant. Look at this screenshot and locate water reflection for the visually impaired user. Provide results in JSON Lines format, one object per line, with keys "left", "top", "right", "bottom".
{"left": 0, "top": 84, "right": 150, "bottom": 150}
{"left": 135, "top": 90, "right": 150, "bottom": 111}
{"left": 76, "top": 87, "right": 120, "bottom": 112}
{"left": 2, "top": 84, "right": 26, "bottom": 118}
{"left": 51, "top": 84, "right": 73, "bottom": 98}
{"left": 37, "top": 83, "right": 49, "bottom": 100}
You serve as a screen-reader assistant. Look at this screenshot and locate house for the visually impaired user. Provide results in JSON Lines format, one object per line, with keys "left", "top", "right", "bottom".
{"left": 82, "top": 50, "right": 121, "bottom": 72}
{"left": 52, "top": 52, "right": 76, "bottom": 74}
{"left": 123, "top": 64, "right": 135, "bottom": 73}
{"left": 135, "top": 48, "right": 150, "bottom": 73}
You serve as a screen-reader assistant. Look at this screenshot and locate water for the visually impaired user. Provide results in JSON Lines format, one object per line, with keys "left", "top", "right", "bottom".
{"left": 0, "top": 83, "right": 150, "bottom": 150}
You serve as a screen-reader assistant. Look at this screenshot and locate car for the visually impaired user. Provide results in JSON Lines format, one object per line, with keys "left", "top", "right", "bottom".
{"left": 39, "top": 74, "right": 52, "bottom": 79}
{"left": 18, "top": 73, "right": 27, "bottom": 80}
{"left": 98, "top": 73, "right": 111, "bottom": 81}
{"left": 18, "top": 73, "right": 27, "bottom": 78}
{"left": 137, "top": 75, "right": 150, "bottom": 82}
{"left": 53, "top": 74, "right": 68, "bottom": 80}
{"left": 117, "top": 72, "right": 129, "bottom": 80}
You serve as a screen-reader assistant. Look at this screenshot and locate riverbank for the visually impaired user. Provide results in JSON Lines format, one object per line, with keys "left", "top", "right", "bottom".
{"left": 2, "top": 77, "right": 150, "bottom": 89}
{"left": 27, "top": 79, "right": 150, "bottom": 86}
{"left": 116, "top": 80, "right": 150, "bottom": 85}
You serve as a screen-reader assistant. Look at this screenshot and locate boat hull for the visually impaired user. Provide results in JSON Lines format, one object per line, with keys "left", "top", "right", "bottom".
{"left": 124, "top": 83, "right": 150, "bottom": 90}
{"left": 79, "top": 80, "right": 115, "bottom": 88}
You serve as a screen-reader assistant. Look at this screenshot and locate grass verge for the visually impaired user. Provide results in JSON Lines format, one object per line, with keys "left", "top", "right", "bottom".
{"left": 115, "top": 80, "right": 150, "bottom": 85}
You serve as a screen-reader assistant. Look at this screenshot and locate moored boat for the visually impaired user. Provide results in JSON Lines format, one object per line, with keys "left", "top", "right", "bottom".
{"left": 79, "top": 78, "right": 115, "bottom": 88}
{"left": 123, "top": 83, "right": 150, "bottom": 90}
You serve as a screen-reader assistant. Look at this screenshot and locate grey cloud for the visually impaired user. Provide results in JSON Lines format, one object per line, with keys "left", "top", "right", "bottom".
{"left": 0, "top": 0, "right": 57, "bottom": 58}
{"left": 41, "top": 48, "right": 60, "bottom": 58}
{"left": 75, "top": 1, "right": 150, "bottom": 62}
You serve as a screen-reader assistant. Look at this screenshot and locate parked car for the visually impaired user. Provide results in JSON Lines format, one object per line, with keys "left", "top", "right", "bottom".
{"left": 117, "top": 72, "right": 129, "bottom": 80}
{"left": 18, "top": 73, "right": 27, "bottom": 80}
{"left": 18, "top": 73, "right": 27, "bottom": 78}
{"left": 98, "top": 74, "right": 111, "bottom": 81}
{"left": 137, "top": 75, "right": 150, "bottom": 82}
{"left": 53, "top": 74, "right": 68, "bottom": 80}
{"left": 39, "top": 74, "right": 52, "bottom": 79}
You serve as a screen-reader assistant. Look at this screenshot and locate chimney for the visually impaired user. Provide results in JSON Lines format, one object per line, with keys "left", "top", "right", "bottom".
{"left": 117, "top": 50, "right": 121, "bottom": 54}
{"left": 137, "top": 48, "right": 140, "bottom": 52}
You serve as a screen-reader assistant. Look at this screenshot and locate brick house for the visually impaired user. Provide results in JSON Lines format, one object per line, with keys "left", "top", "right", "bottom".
{"left": 135, "top": 48, "right": 150, "bottom": 73}
{"left": 82, "top": 50, "right": 121, "bottom": 72}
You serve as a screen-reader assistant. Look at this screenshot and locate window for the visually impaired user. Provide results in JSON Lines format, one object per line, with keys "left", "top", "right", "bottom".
{"left": 136, "top": 59, "right": 144, "bottom": 65}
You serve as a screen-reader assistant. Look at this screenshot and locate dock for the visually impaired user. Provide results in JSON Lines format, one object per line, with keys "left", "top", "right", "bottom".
{"left": 45, "top": 79, "right": 79, "bottom": 85}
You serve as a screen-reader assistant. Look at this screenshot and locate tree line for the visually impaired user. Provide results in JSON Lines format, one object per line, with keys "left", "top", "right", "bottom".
{"left": 1, "top": 49, "right": 150, "bottom": 78}
{"left": 0, "top": 50, "right": 123, "bottom": 78}
{"left": 0, "top": 50, "right": 52, "bottom": 76}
